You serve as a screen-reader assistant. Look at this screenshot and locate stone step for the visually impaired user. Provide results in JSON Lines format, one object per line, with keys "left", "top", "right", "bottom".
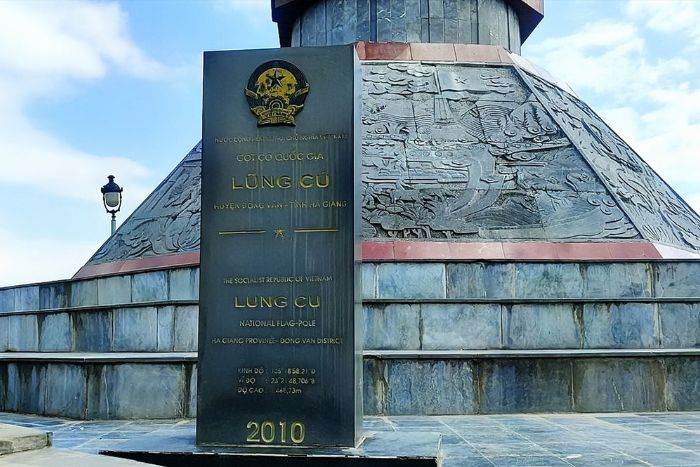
{"left": 0, "top": 352, "right": 197, "bottom": 363}
{"left": 0, "top": 424, "right": 50, "bottom": 456}
{"left": 3, "top": 348, "right": 700, "bottom": 363}
{"left": 366, "top": 348, "right": 700, "bottom": 359}
{"left": 0, "top": 448, "right": 158, "bottom": 466}
{"left": 1, "top": 351, "right": 700, "bottom": 418}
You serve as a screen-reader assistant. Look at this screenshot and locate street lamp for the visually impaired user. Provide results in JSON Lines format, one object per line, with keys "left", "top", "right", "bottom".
{"left": 101, "top": 175, "right": 123, "bottom": 235}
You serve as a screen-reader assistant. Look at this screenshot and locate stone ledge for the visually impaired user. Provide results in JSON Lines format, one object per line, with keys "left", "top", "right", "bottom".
{"left": 3, "top": 349, "right": 700, "bottom": 364}
{"left": 363, "top": 297, "right": 700, "bottom": 304}
{"left": 0, "top": 299, "right": 198, "bottom": 317}
{"left": 0, "top": 423, "right": 50, "bottom": 456}
{"left": 365, "top": 349, "right": 700, "bottom": 359}
{"left": 0, "top": 352, "right": 197, "bottom": 363}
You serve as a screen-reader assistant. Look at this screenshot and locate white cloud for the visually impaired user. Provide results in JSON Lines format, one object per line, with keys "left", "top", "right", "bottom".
{"left": 0, "top": 1, "right": 166, "bottom": 83}
{"left": 626, "top": 0, "right": 700, "bottom": 47}
{"left": 527, "top": 20, "right": 690, "bottom": 98}
{"left": 0, "top": 0, "right": 166, "bottom": 285}
{"left": 0, "top": 1, "right": 161, "bottom": 201}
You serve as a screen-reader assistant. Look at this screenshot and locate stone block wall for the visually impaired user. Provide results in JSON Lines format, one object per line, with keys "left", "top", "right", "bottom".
{"left": 0, "top": 268, "right": 199, "bottom": 353}
{"left": 0, "top": 361, "right": 196, "bottom": 419}
{"left": 1, "top": 260, "right": 700, "bottom": 418}
{"left": 363, "top": 262, "right": 700, "bottom": 351}
{"left": 363, "top": 356, "right": 700, "bottom": 415}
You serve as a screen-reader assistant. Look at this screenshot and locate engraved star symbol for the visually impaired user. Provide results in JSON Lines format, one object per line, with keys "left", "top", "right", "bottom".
{"left": 274, "top": 228, "right": 286, "bottom": 238}
{"left": 267, "top": 69, "right": 284, "bottom": 89}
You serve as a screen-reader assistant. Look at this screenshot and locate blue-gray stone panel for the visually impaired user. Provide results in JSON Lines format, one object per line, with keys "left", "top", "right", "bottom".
{"left": 503, "top": 304, "right": 581, "bottom": 350}
{"left": 573, "top": 359, "right": 666, "bottom": 412}
{"left": 70, "top": 280, "right": 98, "bottom": 307}
{"left": 478, "top": 0, "right": 508, "bottom": 47}
{"left": 169, "top": 268, "right": 199, "bottom": 300}
{"left": 0, "top": 289, "right": 14, "bottom": 313}
{"left": 0, "top": 317, "right": 8, "bottom": 352}
{"left": 507, "top": 5, "right": 520, "bottom": 54}
{"left": 14, "top": 286, "right": 39, "bottom": 312}
{"left": 38, "top": 313, "right": 72, "bottom": 352}
{"left": 377, "top": 263, "right": 445, "bottom": 299}
{"left": 113, "top": 307, "right": 158, "bottom": 352}
{"left": 157, "top": 306, "right": 175, "bottom": 352}
{"left": 97, "top": 275, "right": 132, "bottom": 306}
{"left": 132, "top": 271, "right": 168, "bottom": 302}
{"left": 44, "top": 364, "right": 87, "bottom": 419}
{"left": 666, "top": 358, "right": 700, "bottom": 411}
{"left": 187, "top": 365, "right": 197, "bottom": 418}
{"left": 18, "top": 364, "right": 46, "bottom": 414}
{"left": 103, "top": 364, "right": 186, "bottom": 418}
{"left": 364, "top": 304, "right": 421, "bottom": 350}
{"left": 659, "top": 303, "right": 700, "bottom": 348}
{"left": 356, "top": 0, "right": 371, "bottom": 41}
{"left": 655, "top": 262, "right": 700, "bottom": 297}
{"left": 173, "top": 305, "right": 198, "bottom": 352}
{"left": 585, "top": 263, "right": 651, "bottom": 298}
{"left": 86, "top": 364, "right": 109, "bottom": 419}
{"left": 421, "top": 303, "right": 501, "bottom": 350}
{"left": 8, "top": 315, "right": 38, "bottom": 351}
{"left": 405, "top": 0, "right": 421, "bottom": 41}
{"left": 376, "top": 0, "right": 391, "bottom": 42}
{"left": 447, "top": 263, "right": 515, "bottom": 299}
{"left": 361, "top": 263, "right": 377, "bottom": 299}
{"left": 363, "top": 359, "right": 385, "bottom": 415}
{"left": 39, "top": 283, "right": 68, "bottom": 310}
{"left": 582, "top": 304, "right": 658, "bottom": 349}
{"left": 0, "top": 365, "right": 6, "bottom": 409}
{"left": 4, "top": 364, "right": 19, "bottom": 412}
{"left": 479, "top": 359, "right": 573, "bottom": 413}
{"left": 73, "top": 312, "right": 112, "bottom": 352}
{"left": 513, "top": 264, "right": 584, "bottom": 299}
{"left": 384, "top": 359, "right": 476, "bottom": 415}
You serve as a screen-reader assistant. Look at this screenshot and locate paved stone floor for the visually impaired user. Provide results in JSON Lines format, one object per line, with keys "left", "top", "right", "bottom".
{"left": 2, "top": 412, "right": 700, "bottom": 466}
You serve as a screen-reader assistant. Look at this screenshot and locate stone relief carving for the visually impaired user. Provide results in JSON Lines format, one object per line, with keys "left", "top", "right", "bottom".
{"left": 361, "top": 63, "right": 638, "bottom": 240}
{"left": 524, "top": 71, "right": 700, "bottom": 251}
{"left": 88, "top": 62, "right": 700, "bottom": 266}
{"left": 88, "top": 143, "right": 202, "bottom": 264}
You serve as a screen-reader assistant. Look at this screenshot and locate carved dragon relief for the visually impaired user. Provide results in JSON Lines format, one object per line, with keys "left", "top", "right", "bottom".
{"left": 361, "top": 63, "right": 639, "bottom": 240}
{"left": 88, "top": 144, "right": 202, "bottom": 264}
{"left": 524, "top": 71, "right": 700, "bottom": 251}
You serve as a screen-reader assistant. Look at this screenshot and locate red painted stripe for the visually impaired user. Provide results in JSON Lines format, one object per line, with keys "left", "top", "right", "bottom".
{"left": 73, "top": 241, "right": 699, "bottom": 280}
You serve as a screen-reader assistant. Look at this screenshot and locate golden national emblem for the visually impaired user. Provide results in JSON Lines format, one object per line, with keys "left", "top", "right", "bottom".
{"left": 244, "top": 60, "right": 310, "bottom": 126}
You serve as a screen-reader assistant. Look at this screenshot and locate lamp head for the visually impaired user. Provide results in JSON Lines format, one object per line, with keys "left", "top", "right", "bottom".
{"left": 101, "top": 175, "right": 123, "bottom": 214}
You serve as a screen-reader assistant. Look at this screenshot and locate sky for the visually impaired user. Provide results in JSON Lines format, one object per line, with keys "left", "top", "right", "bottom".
{"left": 0, "top": 0, "right": 698, "bottom": 286}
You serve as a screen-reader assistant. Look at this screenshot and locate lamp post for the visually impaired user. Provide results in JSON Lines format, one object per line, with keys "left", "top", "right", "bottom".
{"left": 101, "top": 175, "right": 123, "bottom": 236}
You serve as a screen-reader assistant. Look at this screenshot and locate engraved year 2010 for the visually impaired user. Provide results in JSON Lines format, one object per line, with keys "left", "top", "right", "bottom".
{"left": 246, "top": 420, "right": 305, "bottom": 445}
